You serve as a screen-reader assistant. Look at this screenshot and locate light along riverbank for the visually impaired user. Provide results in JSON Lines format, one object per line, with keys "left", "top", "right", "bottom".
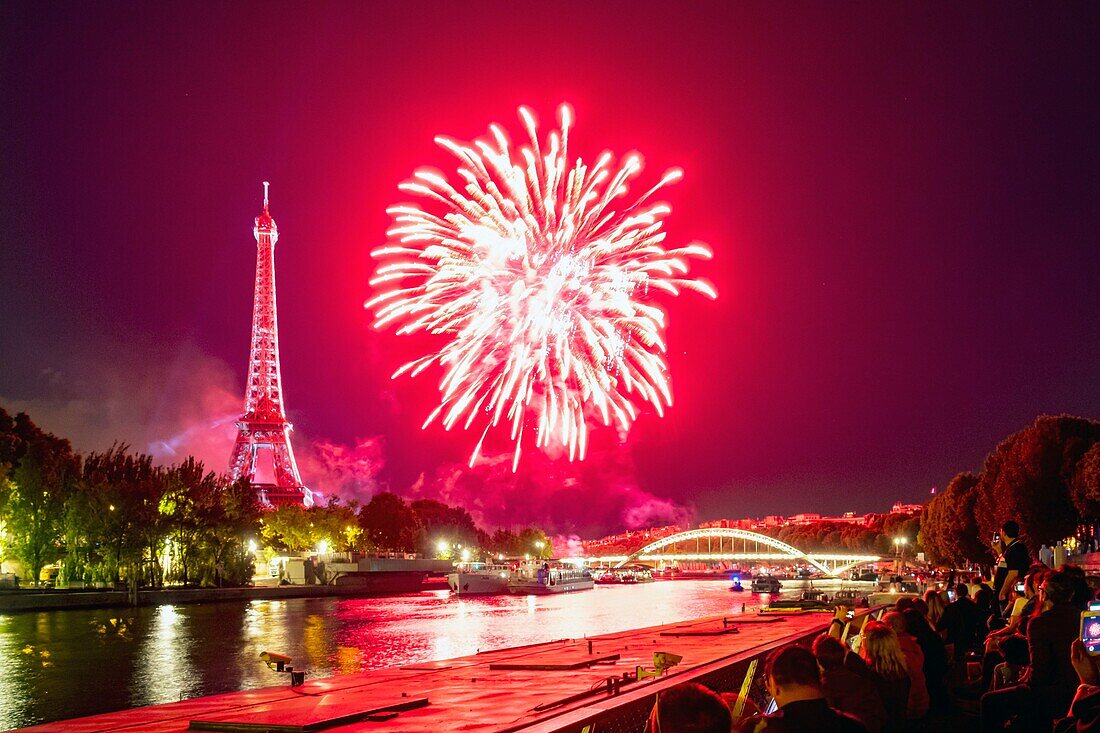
{"left": 0, "top": 556, "right": 457, "bottom": 613}
{"left": 16, "top": 605, "right": 858, "bottom": 733}
{"left": 0, "top": 576, "right": 450, "bottom": 613}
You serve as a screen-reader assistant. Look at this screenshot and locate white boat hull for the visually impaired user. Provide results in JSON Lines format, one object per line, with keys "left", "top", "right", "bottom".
{"left": 507, "top": 577, "right": 594, "bottom": 595}
{"left": 447, "top": 571, "right": 510, "bottom": 595}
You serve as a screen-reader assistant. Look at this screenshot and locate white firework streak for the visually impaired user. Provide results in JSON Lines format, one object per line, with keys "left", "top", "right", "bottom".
{"left": 367, "top": 104, "right": 716, "bottom": 471}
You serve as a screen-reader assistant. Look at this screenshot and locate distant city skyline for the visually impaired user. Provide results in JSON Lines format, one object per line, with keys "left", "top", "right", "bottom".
{"left": 2, "top": 4, "right": 1098, "bottom": 535}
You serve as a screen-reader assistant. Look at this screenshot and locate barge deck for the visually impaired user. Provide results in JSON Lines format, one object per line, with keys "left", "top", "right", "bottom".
{"left": 17, "top": 610, "right": 858, "bottom": 733}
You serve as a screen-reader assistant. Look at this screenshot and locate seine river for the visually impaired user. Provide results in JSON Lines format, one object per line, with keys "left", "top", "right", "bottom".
{"left": 0, "top": 579, "right": 818, "bottom": 730}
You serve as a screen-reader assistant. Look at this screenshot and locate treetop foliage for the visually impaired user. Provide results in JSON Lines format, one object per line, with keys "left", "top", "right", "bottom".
{"left": 921, "top": 415, "right": 1100, "bottom": 566}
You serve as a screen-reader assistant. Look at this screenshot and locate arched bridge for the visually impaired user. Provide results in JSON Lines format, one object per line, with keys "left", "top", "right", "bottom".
{"left": 599, "top": 528, "right": 884, "bottom": 578}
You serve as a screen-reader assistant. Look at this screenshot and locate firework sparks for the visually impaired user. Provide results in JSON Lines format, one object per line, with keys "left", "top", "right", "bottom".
{"left": 367, "top": 104, "right": 716, "bottom": 471}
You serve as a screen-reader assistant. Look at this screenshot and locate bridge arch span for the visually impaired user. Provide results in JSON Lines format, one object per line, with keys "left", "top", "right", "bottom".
{"left": 614, "top": 528, "right": 832, "bottom": 574}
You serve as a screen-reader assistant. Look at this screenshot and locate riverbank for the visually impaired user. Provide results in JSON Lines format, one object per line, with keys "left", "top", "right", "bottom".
{"left": 0, "top": 575, "right": 450, "bottom": 613}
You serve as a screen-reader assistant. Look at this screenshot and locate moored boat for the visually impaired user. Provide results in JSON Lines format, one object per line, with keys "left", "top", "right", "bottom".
{"left": 507, "top": 562, "right": 594, "bottom": 594}
{"left": 447, "top": 562, "right": 512, "bottom": 595}
{"left": 750, "top": 575, "right": 782, "bottom": 593}
{"left": 595, "top": 566, "right": 655, "bottom": 584}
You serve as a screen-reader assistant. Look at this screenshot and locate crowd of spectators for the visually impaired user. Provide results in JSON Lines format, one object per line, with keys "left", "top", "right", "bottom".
{"left": 643, "top": 520, "right": 1100, "bottom": 732}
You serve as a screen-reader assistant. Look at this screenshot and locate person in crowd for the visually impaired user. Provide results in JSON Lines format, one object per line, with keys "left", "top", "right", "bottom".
{"left": 922, "top": 589, "right": 947, "bottom": 626}
{"left": 981, "top": 569, "right": 1081, "bottom": 731}
{"left": 991, "top": 633, "right": 1029, "bottom": 690}
{"left": 883, "top": 611, "right": 929, "bottom": 719}
{"left": 968, "top": 574, "right": 983, "bottom": 600}
{"left": 740, "top": 646, "right": 867, "bottom": 733}
{"left": 1027, "top": 570, "right": 1084, "bottom": 717}
{"left": 644, "top": 682, "right": 731, "bottom": 733}
{"left": 719, "top": 691, "right": 760, "bottom": 725}
{"left": 1062, "top": 563, "right": 1091, "bottom": 609}
{"left": 992, "top": 521, "right": 1030, "bottom": 616}
{"left": 1054, "top": 639, "right": 1100, "bottom": 732}
{"left": 859, "top": 621, "right": 911, "bottom": 733}
{"left": 901, "top": 607, "right": 949, "bottom": 712}
{"left": 937, "top": 583, "right": 982, "bottom": 658}
{"left": 813, "top": 634, "right": 886, "bottom": 733}
{"left": 973, "top": 585, "right": 997, "bottom": 633}
{"left": 982, "top": 565, "right": 1049, "bottom": 689}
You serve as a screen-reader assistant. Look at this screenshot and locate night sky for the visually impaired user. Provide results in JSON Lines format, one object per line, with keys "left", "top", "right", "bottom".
{"left": 2, "top": 3, "right": 1098, "bottom": 536}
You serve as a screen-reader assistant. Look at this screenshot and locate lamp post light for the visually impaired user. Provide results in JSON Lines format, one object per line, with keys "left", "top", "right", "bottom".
{"left": 894, "top": 537, "right": 908, "bottom": 576}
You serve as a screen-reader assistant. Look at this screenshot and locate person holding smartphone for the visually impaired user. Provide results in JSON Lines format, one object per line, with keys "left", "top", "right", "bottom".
{"left": 991, "top": 521, "right": 1030, "bottom": 616}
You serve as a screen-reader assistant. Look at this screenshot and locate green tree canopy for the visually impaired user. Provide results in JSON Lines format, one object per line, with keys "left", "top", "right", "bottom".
{"left": 2, "top": 409, "right": 81, "bottom": 583}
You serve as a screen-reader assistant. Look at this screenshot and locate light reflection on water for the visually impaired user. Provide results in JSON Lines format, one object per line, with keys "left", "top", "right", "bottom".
{"left": 0, "top": 579, "right": 818, "bottom": 729}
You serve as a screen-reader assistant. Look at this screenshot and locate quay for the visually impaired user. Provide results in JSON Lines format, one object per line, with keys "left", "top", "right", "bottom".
{"left": 0, "top": 557, "right": 453, "bottom": 613}
{"left": 18, "top": 608, "right": 861, "bottom": 733}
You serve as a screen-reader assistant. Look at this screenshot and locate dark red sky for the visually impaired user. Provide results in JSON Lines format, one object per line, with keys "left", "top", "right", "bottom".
{"left": 1, "top": 3, "right": 1098, "bottom": 535}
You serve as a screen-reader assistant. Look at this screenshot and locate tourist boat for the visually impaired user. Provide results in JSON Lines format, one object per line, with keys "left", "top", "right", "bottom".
{"left": 619, "top": 567, "right": 654, "bottom": 583}
{"left": 800, "top": 589, "right": 830, "bottom": 603}
{"left": 507, "top": 563, "right": 594, "bottom": 594}
{"left": 594, "top": 566, "right": 655, "bottom": 584}
{"left": 447, "top": 562, "right": 513, "bottom": 595}
{"left": 832, "top": 589, "right": 867, "bottom": 604}
{"left": 750, "top": 575, "right": 782, "bottom": 593}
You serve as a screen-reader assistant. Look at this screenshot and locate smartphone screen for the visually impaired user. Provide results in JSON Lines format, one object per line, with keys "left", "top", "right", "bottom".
{"left": 845, "top": 610, "right": 855, "bottom": 620}
{"left": 947, "top": 589, "right": 956, "bottom": 601}
{"left": 1014, "top": 583, "right": 1025, "bottom": 593}
{"left": 764, "top": 698, "right": 778, "bottom": 715}
{"left": 1081, "top": 611, "right": 1100, "bottom": 655}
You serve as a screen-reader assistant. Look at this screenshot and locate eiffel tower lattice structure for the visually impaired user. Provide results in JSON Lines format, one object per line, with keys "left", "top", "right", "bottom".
{"left": 227, "top": 182, "right": 311, "bottom": 507}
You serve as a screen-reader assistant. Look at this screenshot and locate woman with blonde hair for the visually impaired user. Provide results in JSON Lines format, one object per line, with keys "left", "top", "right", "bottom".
{"left": 883, "top": 611, "right": 929, "bottom": 719}
{"left": 922, "top": 588, "right": 947, "bottom": 625}
{"left": 860, "top": 620, "right": 911, "bottom": 733}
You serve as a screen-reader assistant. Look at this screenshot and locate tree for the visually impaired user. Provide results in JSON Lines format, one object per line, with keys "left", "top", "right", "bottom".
{"left": 261, "top": 504, "right": 319, "bottom": 552}
{"left": 410, "top": 499, "right": 486, "bottom": 554}
{"left": 920, "top": 472, "right": 988, "bottom": 566}
{"left": 359, "top": 492, "right": 421, "bottom": 552}
{"left": 973, "top": 415, "right": 1100, "bottom": 548}
{"left": 1070, "top": 443, "right": 1100, "bottom": 520}
{"left": 158, "top": 458, "right": 220, "bottom": 586}
{"left": 8, "top": 435, "right": 78, "bottom": 584}
{"left": 88, "top": 447, "right": 164, "bottom": 584}
{"left": 197, "top": 476, "right": 262, "bottom": 586}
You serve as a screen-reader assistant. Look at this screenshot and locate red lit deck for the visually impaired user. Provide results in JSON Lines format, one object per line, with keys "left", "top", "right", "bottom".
{"left": 18, "top": 611, "right": 840, "bottom": 733}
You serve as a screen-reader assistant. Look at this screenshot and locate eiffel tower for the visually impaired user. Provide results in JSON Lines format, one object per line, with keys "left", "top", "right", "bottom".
{"left": 227, "top": 183, "right": 310, "bottom": 506}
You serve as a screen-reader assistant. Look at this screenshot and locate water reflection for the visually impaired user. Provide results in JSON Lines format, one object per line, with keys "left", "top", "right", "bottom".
{"left": 0, "top": 580, "right": 812, "bottom": 729}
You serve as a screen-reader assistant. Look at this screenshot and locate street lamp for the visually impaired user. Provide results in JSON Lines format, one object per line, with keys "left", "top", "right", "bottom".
{"left": 894, "top": 537, "right": 908, "bottom": 576}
